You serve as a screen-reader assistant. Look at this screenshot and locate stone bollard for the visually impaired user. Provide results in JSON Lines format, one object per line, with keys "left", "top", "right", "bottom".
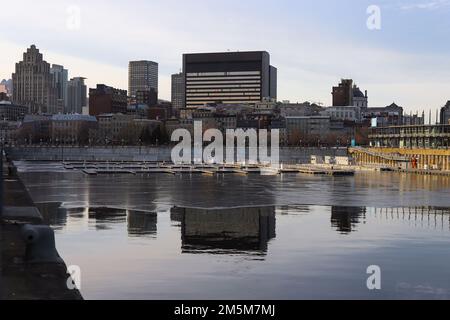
{"left": 21, "top": 224, "right": 63, "bottom": 264}
{"left": 8, "top": 164, "right": 17, "bottom": 176}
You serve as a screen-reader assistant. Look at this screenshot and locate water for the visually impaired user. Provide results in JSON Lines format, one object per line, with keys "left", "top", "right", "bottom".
{"left": 17, "top": 162, "right": 450, "bottom": 300}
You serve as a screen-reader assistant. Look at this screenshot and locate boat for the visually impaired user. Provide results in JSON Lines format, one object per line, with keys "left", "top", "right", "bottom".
{"left": 260, "top": 166, "right": 280, "bottom": 176}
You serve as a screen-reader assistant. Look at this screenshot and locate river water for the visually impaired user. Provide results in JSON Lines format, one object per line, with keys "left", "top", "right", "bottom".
{"left": 17, "top": 162, "right": 450, "bottom": 300}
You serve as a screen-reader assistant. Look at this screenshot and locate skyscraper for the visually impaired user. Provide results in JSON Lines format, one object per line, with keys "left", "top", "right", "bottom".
{"left": 67, "top": 77, "right": 87, "bottom": 114}
{"left": 50, "top": 64, "right": 68, "bottom": 112}
{"left": 269, "top": 66, "right": 277, "bottom": 101}
{"left": 182, "top": 51, "right": 277, "bottom": 108}
{"left": 128, "top": 60, "right": 158, "bottom": 98}
{"left": 171, "top": 73, "right": 185, "bottom": 109}
{"left": 12, "top": 45, "right": 57, "bottom": 114}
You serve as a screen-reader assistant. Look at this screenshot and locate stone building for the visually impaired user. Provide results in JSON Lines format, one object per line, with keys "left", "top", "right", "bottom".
{"left": 50, "top": 114, "right": 98, "bottom": 144}
{"left": 12, "top": 45, "right": 57, "bottom": 114}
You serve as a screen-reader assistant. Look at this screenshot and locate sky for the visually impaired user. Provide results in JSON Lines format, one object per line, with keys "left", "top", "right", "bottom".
{"left": 1, "top": 0, "right": 449, "bottom": 116}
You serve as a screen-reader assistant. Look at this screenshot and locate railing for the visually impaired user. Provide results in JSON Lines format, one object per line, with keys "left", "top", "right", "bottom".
{"left": 349, "top": 147, "right": 410, "bottom": 161}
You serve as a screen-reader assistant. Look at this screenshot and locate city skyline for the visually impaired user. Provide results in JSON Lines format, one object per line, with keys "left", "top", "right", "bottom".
{"left": 1, "top": 0, "right": 449, "bottom": 112}
{"left": 2, "top": 0, "right": 450, "bottom": 305}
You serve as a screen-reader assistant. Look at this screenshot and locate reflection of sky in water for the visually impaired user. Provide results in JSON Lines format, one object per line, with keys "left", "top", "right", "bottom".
{"left": 19, "top": 167, "right": 450, "bottom": 300}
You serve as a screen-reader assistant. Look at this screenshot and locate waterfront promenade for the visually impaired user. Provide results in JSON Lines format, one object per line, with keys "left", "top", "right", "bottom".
{"left": 1, "top": 149, "right": 82, "bottom": 300}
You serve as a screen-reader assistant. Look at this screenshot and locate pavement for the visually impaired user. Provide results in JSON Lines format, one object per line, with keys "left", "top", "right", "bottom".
{"left": 1, "top": 151, "right": 83, "bottom": 300}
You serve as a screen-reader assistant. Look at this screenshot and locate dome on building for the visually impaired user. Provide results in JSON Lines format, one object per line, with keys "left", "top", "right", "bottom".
{"left": 353, "top": 88, "right": 366, "bottom": 98}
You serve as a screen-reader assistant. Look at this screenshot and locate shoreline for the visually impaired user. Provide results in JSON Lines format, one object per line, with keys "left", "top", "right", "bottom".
{"left": 1, "top": 152, "right": 83, "bottom": 300}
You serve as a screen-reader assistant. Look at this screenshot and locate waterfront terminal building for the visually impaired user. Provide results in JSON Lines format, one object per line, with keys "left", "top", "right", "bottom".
{"left": 349, "top": 124, "right": 450, "bottom": 171}
{"left": 369, "top": 124, "right": 450, "bottom": 149}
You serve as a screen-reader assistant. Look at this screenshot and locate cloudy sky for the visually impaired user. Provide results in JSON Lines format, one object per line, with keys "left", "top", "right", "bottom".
{"left": 1, "top": 0, "right": 449, "bottom": 114}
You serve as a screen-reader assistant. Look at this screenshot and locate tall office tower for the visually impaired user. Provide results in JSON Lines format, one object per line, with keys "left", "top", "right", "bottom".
{"left": 171, "top": 73, "right": 185, "bottom": 109}
{"left": 89, "top": 84, "right": 127, "bottom": 116}
{"left": 269, "top": 66, "right": 277, "bottom": 101}
{"left": 50, "top": 64, "right": 69, "bottom": 111}
{"left": 67, "top": 77, "right": 87, "bottom": 114}
{"left": 12, "top": 45, "right": 57, "bottom": 114}
{"left": 128, "top": 60, "right": 158, "bottom": 98}
{"left": 182, "top": 51, "right": 277, "bottom": 108}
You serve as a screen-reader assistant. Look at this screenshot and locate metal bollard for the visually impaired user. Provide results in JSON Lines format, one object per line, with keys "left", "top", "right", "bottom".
{"left": 21, "top": 224, "right": 63, "bottom": 264}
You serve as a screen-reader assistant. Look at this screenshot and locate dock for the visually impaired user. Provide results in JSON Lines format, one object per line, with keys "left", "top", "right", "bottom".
{"left": 282, "top": 164, "right": 355, "bottom": 176}
{"left": 59, "top": 161, "right": 356, "bottom": 177}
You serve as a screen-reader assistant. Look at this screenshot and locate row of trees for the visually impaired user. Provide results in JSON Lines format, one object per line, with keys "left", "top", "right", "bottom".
{"left": 11, "top": 124, "right": 370, "bottom": 147}
{"left": 287, "top": 127, "right": 369, "bottom": 147}
{"left": 12, "top": 123, "right": 172, "bottom": 146}
{"left": 288, "top": 130, "right": 353, "bottom": 147}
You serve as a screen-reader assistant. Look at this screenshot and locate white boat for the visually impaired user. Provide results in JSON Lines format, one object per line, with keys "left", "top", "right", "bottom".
{"left": 260, "top": 166, "right": 280, "bottom": 176}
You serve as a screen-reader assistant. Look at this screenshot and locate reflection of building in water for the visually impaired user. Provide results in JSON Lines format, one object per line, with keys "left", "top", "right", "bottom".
{"left": 88, "top": 207, "right": 127, "bottom": 221}
{"left": 331, "top": 206, "right": 450, "bottom": 233}
{"left": 35, "top": 203, "right": 89, "bottom": 230}
{"left": 277, "top": 205, "right": 310, "bottom": 215}
{"left": 36, "top": 202, "right": 67, "bottom": 227}
{"left": 331, "top": 206, "right": 367, "bottom": 234}
{"left": 370, "top": 207, "right": 450, "bottom": 230}
{"left": 35, "top": 204, "right": 160, "bottom": 235}
{"left": 127, "top": 210, "right": 157, "bottom": 237}
{"left": 171, "top": 206, "right": 276, "bottom": 254}
{"left": 88, "top": 207, "right": 127, "bottom": 230}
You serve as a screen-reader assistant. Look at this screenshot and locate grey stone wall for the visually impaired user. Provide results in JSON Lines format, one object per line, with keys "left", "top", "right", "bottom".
{"left": 5, "top": 146, "right": 348, "bottom": 163}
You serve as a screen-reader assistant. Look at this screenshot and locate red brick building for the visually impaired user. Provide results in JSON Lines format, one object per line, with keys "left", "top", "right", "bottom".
{"left": 89, "top": 84, "right": 127, "bottom": 116}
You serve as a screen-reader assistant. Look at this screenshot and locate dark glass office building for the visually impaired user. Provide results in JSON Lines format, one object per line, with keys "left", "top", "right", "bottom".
{"left": 183, "top": 51, "right": 277, "bottom": 108}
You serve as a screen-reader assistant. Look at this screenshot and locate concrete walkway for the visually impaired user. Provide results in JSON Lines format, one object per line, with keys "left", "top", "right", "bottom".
{"left": 1, "top": 151, "right": 82, "bottom": 300}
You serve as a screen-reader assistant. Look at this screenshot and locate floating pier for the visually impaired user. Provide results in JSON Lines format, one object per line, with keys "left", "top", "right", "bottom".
{"left": 70, "top": 162, "right": 355, "bottom": 177}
